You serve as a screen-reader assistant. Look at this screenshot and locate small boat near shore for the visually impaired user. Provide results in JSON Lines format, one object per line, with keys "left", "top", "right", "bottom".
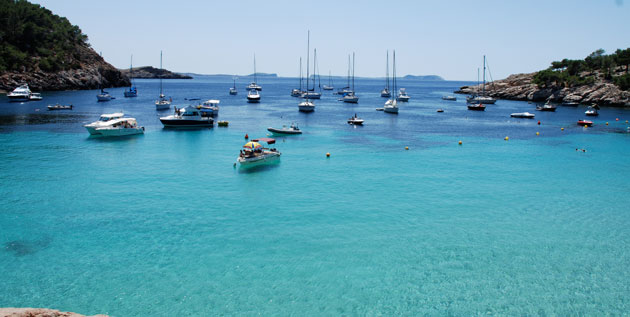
{"left": 268, "top": 123, "right": 302, "bottom": 135}
{"left": 84, "top": 112, "right": 125, "bottom": 135}
{"left": 578, "top": 119, "right": 593, "bottom": 127}
{"left": 347, "top": 113, "right": 364, "bottom": 125}
{"left": 47, "top": 104, "right": 73, "bottom": 111}
{"left": 585, "top": 106, "right": 599, "bottom": 116}
{"left": 536, "top": 102, "right": 557, "bottom": 112}
{"left": 510, "top": 112, "right": 535, "bottom": 118}
{"left": 29, "top": 93, "right": 43, "bottom": 101}
{"left": 396, "top": 88, "right": 410, "bottom": 102}
{"left": 562, "top": 101, "right": 579, "bottom": 107}
{"left": 96, "top": 89, "right": 112, "bottom": 102}
{"left": 467, "top": 103, "right": 486, "bottom": 111}
{"left": 442, "top": 95, "right": 456, "bottom": 101}
{"left": 237, "top": 138, "right": 280, "bottom": 166}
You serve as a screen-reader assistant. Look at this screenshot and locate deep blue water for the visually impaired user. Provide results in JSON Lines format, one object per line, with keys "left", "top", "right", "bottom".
{"left": 1, "top": 77, "right": 629, "bottom": 315}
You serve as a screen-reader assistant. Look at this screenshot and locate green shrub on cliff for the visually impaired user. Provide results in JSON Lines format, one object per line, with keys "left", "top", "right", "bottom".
{"left": 614, "top": 74, "right": 630, "bottom": 91}
{"left": 0, "top": 0, "right": 89, "bottom": 73}
{"left": 534, "top": 48, "right": 630, "bottom": 90}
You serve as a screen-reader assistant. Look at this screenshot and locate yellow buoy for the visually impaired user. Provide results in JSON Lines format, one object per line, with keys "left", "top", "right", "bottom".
{"left": 504, "top": 136, "right": 509, "bottom": 141}
{"left": 458, "top": 140, "right": 462, "bottom": 145}
{"left": 536, "top": 132, "right": 540, "bottom": 136}
{"left": 561, "top": 127, "right": 564, "bottom": 131}
{"left": 326, "top": 152, "right": 330, "bottom": 157}
{"left": 405, "top": 146, "right": 409, "bottom": 150}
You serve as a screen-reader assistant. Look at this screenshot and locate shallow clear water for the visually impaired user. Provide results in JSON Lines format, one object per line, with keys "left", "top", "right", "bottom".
{"left": 1, "top": 77, "right": 630, "bottom": 315}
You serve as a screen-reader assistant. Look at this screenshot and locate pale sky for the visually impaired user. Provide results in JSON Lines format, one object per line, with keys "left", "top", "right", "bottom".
{"left": 32, "top": 0, "right": 630, "bottom": 80}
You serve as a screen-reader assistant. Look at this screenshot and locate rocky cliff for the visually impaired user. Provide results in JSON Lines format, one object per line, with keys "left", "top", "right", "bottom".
{"left": 456, "top": 72, "right": 630, "bottom": 106}
{"left": 120, "top": 66, "right": 192, "bottom": 79}
{"left": 0, "top": 44, "right": 130, "bottom": 93}
{"left": 0, "top": 308, "right": 108, "bottom": 317}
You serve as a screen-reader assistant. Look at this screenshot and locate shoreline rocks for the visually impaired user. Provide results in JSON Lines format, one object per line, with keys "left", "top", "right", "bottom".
{"left": 0, "top": 308, "right": 108, "bottom": 317}
{"left": 455, "top": 72, "right": 630, "bottom": 106}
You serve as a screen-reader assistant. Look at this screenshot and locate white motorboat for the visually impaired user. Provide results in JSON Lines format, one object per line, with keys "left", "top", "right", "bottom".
{"left": 29, "top": 93, "right": 43, "bottom": 101}
{"left": 7, "top": 84, "right": 31, "bottom": 102}
{"left": 298, "top": 100, "right": 315, "bottom": 112}
{"left": 396, "top": 88, "right": 410, "bottom": 102}
{"left": 160, "top": 106, "right": 213, "bottom": 127}
{"left": 585, "top": 107, "right": 599, "bottom": 116}
{"left": 267, "top": 123, "right": 302, "bottom": 135}
{"left": 155, "top": 51, "right": 171, "bottom": 110}
{"left": 197, "top": 99, "right": 219, "bottom": 117}
{"left": 510, "top": 112, "right": 535, "bottom": 118}
{"left": 237, "top": 138, "right": 281, "bottom": 166}
{"left": 84, "top": 112, "right": 125, "bottom": 135}
{"left": 347, "top": 113, "right": 364, "bottom": 125}
{"left": 442, "top": 95, "right": 456, "bottom": 101}
{"left": 95, "top": 118, "right": 144, "bottom": 137}
{"left": 96, "top": 89, "right": 112, "bottom": 102}
{"left": 536, "top": 101, "right": 557, "bottom": 112}
{"left": 384, "top": 99, "right": 398, "bottom": 114}
{"left": 247, "top": 89, "right": 261, "bottom": 103}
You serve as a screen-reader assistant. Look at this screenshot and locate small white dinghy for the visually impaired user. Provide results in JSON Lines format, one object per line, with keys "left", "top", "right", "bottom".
{"left": 510, "top": 112, "right": 535, "bottom": 118}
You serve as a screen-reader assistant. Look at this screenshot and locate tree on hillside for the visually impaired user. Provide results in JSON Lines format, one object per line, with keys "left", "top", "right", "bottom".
{"left": 615, "top": 48, "right": 630, "bottom": 73}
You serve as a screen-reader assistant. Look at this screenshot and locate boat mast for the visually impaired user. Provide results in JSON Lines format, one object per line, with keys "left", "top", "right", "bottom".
{"left": 254, "top": 54, "right": 257, "bottom": 84}
{"left": 159, "top": 50, "right": 163, "bottom": 97}
{"left": 313, "top": 48, "right": 318, "bottom": 91}
{"left": 392, "top": 50, "right": 396, "bottom": 101}
{"left": 482, "top": 55, "right": 486, "bottom": 97}
{"left": 386, "top": 50, "right": 389, "bottom": 90}
{"left": 352, "top": 52, "right": 355, "bottom": 92}
{"left": 347, "top": 55, "right": 350, "bottom": 88}
{"left": 299, "top": 57, "right": 302, "bottom": 91}
{"left": 129, "top": 55, "right": 133, "bottom": 88}
{"left": 305, "top": 30, "right": 310, "bottom": 100}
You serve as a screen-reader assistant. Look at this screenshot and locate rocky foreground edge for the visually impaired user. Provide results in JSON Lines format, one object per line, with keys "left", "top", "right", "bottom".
{"left": 0, "top": 308, "right": 108, "bottom": 317}
{"left": 455, "top": 72, "right": 630, "bottom": 106}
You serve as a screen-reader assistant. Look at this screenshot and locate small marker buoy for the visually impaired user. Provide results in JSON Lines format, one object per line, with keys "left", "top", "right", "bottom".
{"left": 536, "top": 132, "right": 540, "bottom": 136}
{"left": 616, "top": 118, "right": 619, "bottom": 121}
{"left": 504, "top": 136, "right": 509, "bottom": 141}
{"left": 537, "top": 120, "right": 541, "bottom": 125}
{"left": 326, "top": 152, "right": 330, "bottom": 157}
{"left": 458, "top": 140, "right": 462, "bottom": 145}
{"left": 561, "top": 127, "right": 564, "bottom": 131}
{"left": 606, "top": 122, "right": 609, "bottom": 125}
{"left": 244, "top": 134, "right": 248, "bottom": 139}
{"left": 405, "top": 146, "right": 409, "bottom": 150}
{"left": 626, "top": 120, "right": 628, "bottom": 123}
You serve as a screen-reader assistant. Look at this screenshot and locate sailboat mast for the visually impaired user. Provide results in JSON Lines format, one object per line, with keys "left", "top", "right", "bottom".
{"left": 352, "top": 52, "right": 355, "bottom": 91}
{"left": 306, "top": 31, "right": 310, "bottom": 99}
{"left": 347, "top": 55, "right": 350, "bottom": 88}
{"left": 482, "top": 55, "right": 486, "bottom": 96}
{"left": 386, "top": 50, "right": 389, "bottom": 90}
{"left": 159, "top": 50, "right": 163, "bottom": 95}
{"left": 314, "top": 48, "right": 318, "bottom": 90}
{"left": 129, "top": 55, "right": 133, "bottom": 88}
{"left": 392, "top": 50, "right": 396, "bottom": 99}
{"left": 254, "top": 54, "right": 257, "bottom": 84}
{"left": 299, "top": 57, "right": 303, "bottom": 90}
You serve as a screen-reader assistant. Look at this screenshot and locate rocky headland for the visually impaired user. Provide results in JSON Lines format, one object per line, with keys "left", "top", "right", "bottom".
{"left": 0, "top": 308, "right": 107, "bottom": 317}
{"left": 120, "top": 66, "right": 192, "bottom": 79}
{"left": 0, "top": 45, "right": 129, "bottom": 93}
{"left": 455, "top": 72, "right": 630, "bottom": 106}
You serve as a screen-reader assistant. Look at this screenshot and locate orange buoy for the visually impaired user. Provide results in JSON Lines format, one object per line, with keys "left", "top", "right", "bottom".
{"left": 245, "top": 134, "right": 249, "bottom": 139}
{"left": 405, "top": 146, "right": 409, "bottom": 150}
{"left": 326, "top": 152, "right": 330, "bottom": 157}
{"left": 606, "top": 122, "right": 609, "bottom": 125}
{"left": 458, "top": 140, "right": 462, "bottom": 145}
{"left": 616, "top": 118, "right": 619, "bottom": 121}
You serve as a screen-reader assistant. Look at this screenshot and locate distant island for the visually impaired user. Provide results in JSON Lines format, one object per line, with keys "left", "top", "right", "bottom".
{"left": 0, "top": 0, "right": 129, "bottom": 93}
{"left": 456, "top": 48, "right": 630, "bottom": 106}
{"left": 120, "top": 66, "right": 192, "bottom": 79}
{"left": 403, "top": 75, "right": 444, "bottom": 81}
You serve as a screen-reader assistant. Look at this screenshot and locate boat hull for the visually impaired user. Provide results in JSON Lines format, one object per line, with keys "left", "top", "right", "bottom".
{"left": 467, "top": 105, "right": 486, "bottom": 111}
{"left": 96, "top": 95, "right": 111, "bottom": 102}
{"left": 124, "top": 91, "right": 137, "bottom": 97}
{"left": 238, "top": 152, "right": 280, "bottom": 166}
{"left": 298, "top": 105, "right": 315, "bottom": 112}
{"left": 96, "top": 127, "right": 144, "bottom": 137}
{"left": 156, "top": 101, "right": 171, "bottom": 110}
{"left": 343, "top": 96, "right": 359, "bottom": 103}
{"left": 247, "top": 97, "right": 260, "bottom": 103}
{"left": 383, "top": 106, "right": 399, "bottom": 113}
{"left": 160, "top": 119, "right": 214, "bottom": 127}
{"left": 302, "top": 92, "right": 321, "bottom": 99}
{"left": 267, "top": 127, "right": 302, "bottom": 135}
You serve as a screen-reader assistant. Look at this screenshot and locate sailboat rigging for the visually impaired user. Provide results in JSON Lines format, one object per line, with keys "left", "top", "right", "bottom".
{"left": 298, "top": 31, "right": 315, "bottom": 112}
{"left": 381, "top": 51, "right": 391, "bottom": 97}
{"left": 342, "top": 52, "right": 359, "bottom": 103}
{"left": 124, "top": 55, "right": 137, "bottom": 97}
{"left": 155, "top": 51, "right": 171, "bottom": 110}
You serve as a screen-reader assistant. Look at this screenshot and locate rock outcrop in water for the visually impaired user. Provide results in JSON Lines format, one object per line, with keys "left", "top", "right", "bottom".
{"left": 120, "top": 66, "right": 192, "bottom": 79}
{"left": 455, "top": 72, "right": 630, "bottom": 106}
{"left": 0, "top": 308, "right": 108, "bottom": 317}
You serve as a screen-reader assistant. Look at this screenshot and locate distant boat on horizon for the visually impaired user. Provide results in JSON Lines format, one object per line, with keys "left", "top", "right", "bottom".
{"left": 155, "top": 51, "right": 171, "bottom": 110}
{"left": 124, "top": 55, "right": 137, "bottom": 98}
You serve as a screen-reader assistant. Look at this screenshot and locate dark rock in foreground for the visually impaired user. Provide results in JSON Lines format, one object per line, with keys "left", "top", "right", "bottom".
{"left": 455, "top": 72, "right": 630, "bottom": 106}
{"left": 120, "top": 66, "right": 192, "bottom": 79}
{"left": 0, "top": 308, "right": 108, "bottom": 317}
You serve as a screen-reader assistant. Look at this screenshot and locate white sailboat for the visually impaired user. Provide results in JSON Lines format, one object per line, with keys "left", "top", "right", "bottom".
{"left": 343, "top": 52, "right": 359, "bottom": 103}
{"left": 247, "top": 54, "right": 262, "bottom": 91}
{"left": 229, "top": 76, "right": 238, "bottom": 95}
{"left": 298, "top": 31, "right": 315, "bottom": 112}
{"left": 323, "top": 71, "right": 334, "bottom": 90}
{"left": 384, "top": 50, "right": 399, "bottom": 113}
{"left": 291, "top": 57, "right": 303, "bottom": 97}
{"left": 124, "top": 55, "right": 137, "bottom": 97}
{"left": 380, "top": 51, "right": 391, "bottom": 98}
{"left": 302, "top": 48, "right": 322, "bottom": 100}
{"left": 96, "top": 65, "right": 111, "bottom": 102}
{"left": 467, "top": 55, "right": 496, "bottom": 104}
{"left": 155, "top": 51, "right": 171, "bottom": 110}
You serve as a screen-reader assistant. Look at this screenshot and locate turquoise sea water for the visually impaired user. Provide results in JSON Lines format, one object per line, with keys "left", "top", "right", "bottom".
{"left": 1, "top": 77, "right": 630, "bottom": 315}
